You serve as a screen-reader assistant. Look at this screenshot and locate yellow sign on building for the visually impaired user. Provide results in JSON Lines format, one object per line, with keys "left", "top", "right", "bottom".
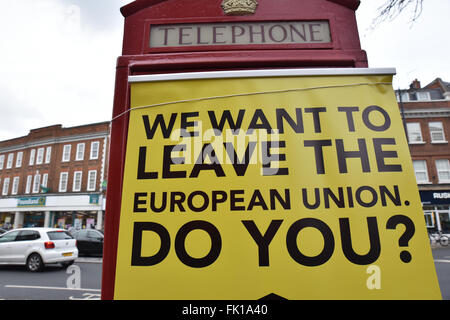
{"left": 113, "top": 69, "right": 441, "bottom": 299}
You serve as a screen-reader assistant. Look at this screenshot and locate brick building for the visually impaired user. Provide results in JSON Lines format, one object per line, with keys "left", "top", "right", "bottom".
{"left": 0, "top": 122, "right": 110, "bottom": 230}
{"left": 398, "top": 78, "right": 450, "bottom": 234}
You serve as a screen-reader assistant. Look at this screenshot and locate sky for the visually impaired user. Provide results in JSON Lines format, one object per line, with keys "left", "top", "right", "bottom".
{"left": 0, "top": 0, "right": 449, "bottom": 141}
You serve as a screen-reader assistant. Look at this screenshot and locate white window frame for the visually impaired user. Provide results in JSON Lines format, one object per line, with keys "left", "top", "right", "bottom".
{"left": 429, "top": 122, "right": 447, "bottom": 143}
{"left": 73, "top": 171, "right": 82, "bottom": 192}
{"left": 59, "top": 172, "right": 69, "bottom": 192}
{"left": 29, "top": 149, "right": 36, "bottom": 166}
{"left": 12, "top": 177, "right": 20, "bottom": 195}
{"left": 25, "top": 175, "right": 32, "bottom": 194}
{"left": 0, "top": 155, "right": 4, "bottom": 170}
{"left": 424, "top": 211, "right": 435, "bottom": 228}
{"left": 416, "top": 91, "right": 430, "bottom": 101}
{"left": 32, "top": 173, "right": 41, "bottom": 194}
{"left": 2, "top": 178, "right": 10, "bottom": 195}
{"left": 36, "top": 147, "right": 45, "bottom": 165}
{"left": 413, "top": 160, "right": 430, "bottom": 184}
{"left": 401, "top": 92, "right": 409, "bottom": 102}
{"left": 76, "top": 143, "right": 85, "bottom": 161}
{"left": 90, "top": 141, "right": 100, "bottom": 160}
{"left": 45, "top": 146, "right": 52, "bottom": 164}
{"left": 15, "top": 151, "right": 23, "bottom": 168}
{"left": 6, "top": 153, "right": 14, "bottom": 169}
{"left": 62, "top": 145, "right": 71, "bottom": 162}
{"left": 42, "top": 173, "right": 48, "bottom": 188}
{"left": 406, "top": 122, "right": 424, "bottom": 144}
{"left": 87, "top": 170, "right": 97, "bottom": 191}
{"left": 436, "top": 159, "right": 450, "bottom": 183}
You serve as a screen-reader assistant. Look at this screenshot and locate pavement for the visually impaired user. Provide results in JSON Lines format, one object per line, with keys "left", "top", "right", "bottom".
{"left": 75, "top": 256, "right": 102, "bottom": 264}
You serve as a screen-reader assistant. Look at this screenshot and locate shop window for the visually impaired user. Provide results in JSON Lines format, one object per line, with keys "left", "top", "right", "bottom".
{"left": 62, "top": 145, "right": 71, "bottom": 162}
{"left": 429, "top": 122, "right": 446, "bottom": 143}
{"left": 406, "top": 122, "right": 423, "bottom": 143}
{"left": 436, "top": 159, "right": 450, "bottom": 183}
{"left": 413, "top": 160, "right": 429, "bottom": 183}
{"left": 23, "top": 212, "right": 44, "bottom": 228}
{"left": 440, "top": 212, "right": 450, "bottom": 234}
{"left": 76, "top": 143, "right": 85, "bottom": 161}
{"left": 59, "top": 172, "right": 68, "bottom": 192}
{"left": 424, "top": 211, "right": 435, "bottom": 228}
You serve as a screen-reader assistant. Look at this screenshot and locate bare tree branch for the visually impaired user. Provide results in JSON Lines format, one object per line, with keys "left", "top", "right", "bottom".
{"left": 371, "top": 0, "right": 424, "bottom": 27}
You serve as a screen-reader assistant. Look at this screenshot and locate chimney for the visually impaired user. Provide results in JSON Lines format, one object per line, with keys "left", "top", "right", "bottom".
{"left": 410, "top": 79, "right": 421, "bottom": 89}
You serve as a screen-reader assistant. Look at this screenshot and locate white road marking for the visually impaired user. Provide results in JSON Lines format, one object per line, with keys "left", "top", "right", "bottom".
{"left": 5, "top": 285, "right": 100, "bottom": 292}
{"left": 434, "top": 259, "right": 450, "bottom": 263}
{"left": 69, "top": 293, "right": 101, "bottom": 300}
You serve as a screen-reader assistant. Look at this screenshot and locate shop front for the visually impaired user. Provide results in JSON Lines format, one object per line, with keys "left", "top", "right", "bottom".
{"left": 50, "top": 210, "right": 101, "bottom": 231}
{"left": 0, "top": 194, "right": 105, "bottom": 231}
{"left": 23, "top": 211, "right": 46, "bottom": 228}
{"left": 0, "top": 212, "right": 14, "bottom": 230}
{"left": 420, "top": 190, "right": 450, "bottom": 234}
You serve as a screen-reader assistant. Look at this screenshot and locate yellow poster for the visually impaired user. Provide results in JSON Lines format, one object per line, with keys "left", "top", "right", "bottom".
{"left": 114, "top": 69, "right": 441, "bottom": 299}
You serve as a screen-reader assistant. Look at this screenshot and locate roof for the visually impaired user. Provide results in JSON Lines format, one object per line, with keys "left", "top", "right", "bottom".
{"left": 424, "top": 78, "right": 450, "bottom": 93}
{"left": 121, "top": 0, "right": 360, "bottom": 17}
{"left": 0, "top": 121, "right": 110, "bottom": 148}
{"left": 1, "top": 227, "right": 67, "bottom": 233}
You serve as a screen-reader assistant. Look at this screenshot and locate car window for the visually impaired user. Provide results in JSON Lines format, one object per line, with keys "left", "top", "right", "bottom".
{"left": 0, "top": 230, "right": 20, "bottom": 243}
{"left": 17, "top": 230, "right": 41, "bottom": 241}
{"left": 87, "top": 230, "right": 103, "bottom": 239}
{"left": 47, "top": 230, "right": 73, "bottom": 240}
{"left": 74, "top": 230, "right": 88, "bottom": 239}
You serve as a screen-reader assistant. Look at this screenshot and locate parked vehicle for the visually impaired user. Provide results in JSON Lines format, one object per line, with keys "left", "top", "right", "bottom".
{"left": 429, "top": 230, "right": 449, "bottom": 246}
{"left": 0, "top": 228, "right": 6, "bottom": 235}
{"left": 72, "top": 229, "right": 103, "bottom": 256}
{"left": 0, "top": 228, "right": 78, "bottom": 272}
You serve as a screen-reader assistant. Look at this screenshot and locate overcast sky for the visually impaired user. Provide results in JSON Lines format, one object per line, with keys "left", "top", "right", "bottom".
{"left": 0, "top": 0, "right": 449, "bottom": 141}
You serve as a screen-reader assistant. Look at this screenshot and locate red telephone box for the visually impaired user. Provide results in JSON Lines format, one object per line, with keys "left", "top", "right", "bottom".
{"left": 102, "top": 0, "right": 368, "bottom": 299}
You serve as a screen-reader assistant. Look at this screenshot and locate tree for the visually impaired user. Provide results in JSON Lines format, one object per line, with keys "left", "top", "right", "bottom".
{"left": 373, "top": 0, "right": 424, "bottom": 25}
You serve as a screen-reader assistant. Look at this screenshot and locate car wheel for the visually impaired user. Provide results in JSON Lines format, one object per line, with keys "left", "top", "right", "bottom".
{"left": 27, "top": 253, "right": 44, "bottom": 272}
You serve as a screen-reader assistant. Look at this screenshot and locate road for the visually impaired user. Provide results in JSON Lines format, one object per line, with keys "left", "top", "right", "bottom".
{"left": 0, "top": 249, "right": 449, "bottom": 300}
{"left": 0, "top": 258, "right": 101, "bottom": 300}
{"left": 432, "top": 246, "right": 450, "bottom": 300}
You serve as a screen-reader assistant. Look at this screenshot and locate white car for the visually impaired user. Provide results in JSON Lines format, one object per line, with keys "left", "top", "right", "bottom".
{"left": 0, "top": 227, "right": 78, "bottom": 272}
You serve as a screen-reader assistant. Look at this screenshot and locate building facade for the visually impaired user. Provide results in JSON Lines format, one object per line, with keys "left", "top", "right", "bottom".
{"left": 0, "top": 122, "right": 110, "bottom": 231}
{"left": 398, "top": 78, "right": 450, "bottom": 234}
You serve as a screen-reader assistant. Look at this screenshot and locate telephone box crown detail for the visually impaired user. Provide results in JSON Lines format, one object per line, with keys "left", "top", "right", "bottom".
{"left": 221, "top": 0, "right": 258, "bottom": 15}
